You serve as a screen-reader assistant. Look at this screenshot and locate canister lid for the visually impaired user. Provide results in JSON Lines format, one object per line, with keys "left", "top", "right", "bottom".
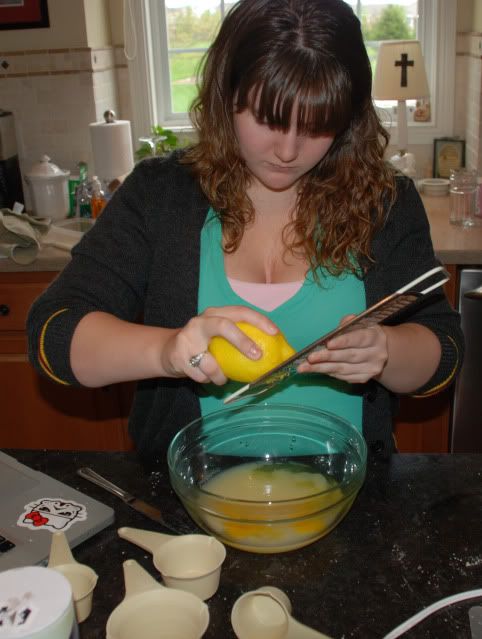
{"left": 26, "top": 155, "right": 70, "bottom": 180}
{"left": 0, "top": 566, "right": 73, "bottom": 637}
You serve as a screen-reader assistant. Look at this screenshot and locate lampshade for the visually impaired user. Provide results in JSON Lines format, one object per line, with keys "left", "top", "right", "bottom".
{"left": 373, "top": 40, "right": 430, "bottom": 173}
{"left": 373, "top": 40, "right": 429, "bottom": 100}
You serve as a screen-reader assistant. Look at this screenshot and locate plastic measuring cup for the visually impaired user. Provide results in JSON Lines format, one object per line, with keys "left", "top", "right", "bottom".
{"left": 231, "top": 586, "right": 334, "bottom": 639}
{"left": 106, "top": 559, "right": 209, "bottom": 639}
{"left": 47, "top": 531, "right": 98, "bottom": 623}
{"left": 118, "top": 526, "right": 226, "bottom": 600}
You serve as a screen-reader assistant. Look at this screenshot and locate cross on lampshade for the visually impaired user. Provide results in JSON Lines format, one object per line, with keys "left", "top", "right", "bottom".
{"left": 373, "top": 40, "right": 430, "bottom": 172}
{"left": 395, "top": 53, "right": 414, "bottom": 87}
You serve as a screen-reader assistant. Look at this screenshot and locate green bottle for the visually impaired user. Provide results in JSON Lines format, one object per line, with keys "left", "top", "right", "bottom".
{"left": 75, "top": 162, "right": 92, "bottom": 218}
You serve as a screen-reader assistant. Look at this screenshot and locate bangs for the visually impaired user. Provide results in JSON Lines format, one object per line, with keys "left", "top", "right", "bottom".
{"left": 234, "top": 54, "right": 353, "bottom": 136}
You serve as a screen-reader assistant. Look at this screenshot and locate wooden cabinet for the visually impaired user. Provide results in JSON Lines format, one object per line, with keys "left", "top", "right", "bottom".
{"left": 393, "top": 264, "right": 457, "bottom": 453}
{"left": 0, "top": 271, "right": 134, "bottom": 451}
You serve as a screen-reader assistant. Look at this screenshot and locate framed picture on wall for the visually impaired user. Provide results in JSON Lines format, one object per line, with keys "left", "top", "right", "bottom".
{"left": 433, "top": 138, "right": 465, "bottom": 179}
{"left": 0, "top": 0, "right": 50, "bottom": 31}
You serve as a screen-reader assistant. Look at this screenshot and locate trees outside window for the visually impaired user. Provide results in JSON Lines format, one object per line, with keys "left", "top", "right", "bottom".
{"left": 363, "top": 5, "right": 416, "bottom": 42}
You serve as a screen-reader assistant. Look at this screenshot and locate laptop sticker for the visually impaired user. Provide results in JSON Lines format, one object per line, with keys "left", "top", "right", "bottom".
{"left": 17, "top": 498, "right": 87, "bottom": 532}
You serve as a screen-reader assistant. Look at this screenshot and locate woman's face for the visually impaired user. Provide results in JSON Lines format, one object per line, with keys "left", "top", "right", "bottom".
{"left": 233, "top": 101, "right": 334, "bottom": 192}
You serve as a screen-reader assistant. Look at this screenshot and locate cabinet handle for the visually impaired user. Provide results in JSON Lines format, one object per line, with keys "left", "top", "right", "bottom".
{"left": 464, "top": 286, "right": 482, "bottom": 300}
{"left": 0, "top": 304, "right": 10, "bottom": 316}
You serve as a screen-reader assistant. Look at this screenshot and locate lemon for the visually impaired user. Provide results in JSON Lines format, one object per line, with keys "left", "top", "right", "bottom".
{"left": 208, "top": 321, "right": 296, "bottom": 382}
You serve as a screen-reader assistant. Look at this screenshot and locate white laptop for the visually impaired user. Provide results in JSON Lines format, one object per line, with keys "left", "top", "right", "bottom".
{"left": 0, "top": 451, "right": 114, "bottom": 571}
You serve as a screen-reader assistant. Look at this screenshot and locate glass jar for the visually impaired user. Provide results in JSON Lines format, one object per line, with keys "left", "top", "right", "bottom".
{"left": 449, "top": 168, "right": 481, "bottom": 227}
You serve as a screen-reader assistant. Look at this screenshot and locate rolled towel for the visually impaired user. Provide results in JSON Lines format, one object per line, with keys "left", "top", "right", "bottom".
{"left": 0, "top": 208, "right": 51, "bottom": 265}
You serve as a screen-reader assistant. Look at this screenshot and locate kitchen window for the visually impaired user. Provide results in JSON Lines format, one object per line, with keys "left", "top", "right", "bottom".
{"left": 126, "top": 0, "right": 455, "bottom": 146}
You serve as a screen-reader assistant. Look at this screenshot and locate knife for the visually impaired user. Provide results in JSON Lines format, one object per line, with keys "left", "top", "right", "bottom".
{"left": 224, "top": 266, "right": 450, "bottom": 405}
{"left": 76, "top": 467, "right": 191, "bottom": 535}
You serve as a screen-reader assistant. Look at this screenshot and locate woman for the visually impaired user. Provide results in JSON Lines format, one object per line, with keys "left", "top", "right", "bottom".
{"left": 27, "top": 0, "right": 463, "bottom": 462}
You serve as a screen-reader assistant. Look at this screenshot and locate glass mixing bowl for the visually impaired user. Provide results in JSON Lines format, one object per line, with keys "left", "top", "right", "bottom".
{"left": 168, "top": 404, "right": 367, "bottom": 553}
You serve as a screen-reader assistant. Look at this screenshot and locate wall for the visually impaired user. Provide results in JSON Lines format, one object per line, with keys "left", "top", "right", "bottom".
{"left": 458, "top": 0, "right": 475, "bottom": 31}
{"left": 457, "top": 0, "right": 482, "bottom": 173}
{"left": 84, "top": 0, "right": 111, "bottom": 48}
{"left": 476, "top": 1, "right": 482, "bottom": 29}
{"left": 0, "top": 0, "right": 87, "bottom": 50}
{"left": 108, "top": 0, "right": 124, "bottom": 45}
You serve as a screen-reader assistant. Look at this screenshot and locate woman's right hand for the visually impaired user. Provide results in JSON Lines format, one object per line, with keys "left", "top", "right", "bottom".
{"left": 160, "top": 306, "right": 279, "bottom": 385}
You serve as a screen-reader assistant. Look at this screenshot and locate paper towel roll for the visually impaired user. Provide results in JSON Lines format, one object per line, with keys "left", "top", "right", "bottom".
{"left": 89, "top": 119, "right": 134, "bottom": 183}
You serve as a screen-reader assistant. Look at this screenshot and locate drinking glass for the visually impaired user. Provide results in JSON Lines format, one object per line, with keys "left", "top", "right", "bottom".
{"left": 449, "top": 168, "right": 481, "bottom": 227}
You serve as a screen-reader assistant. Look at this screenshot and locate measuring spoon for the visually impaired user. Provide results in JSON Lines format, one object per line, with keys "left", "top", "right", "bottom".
{"left": 118, "top": 526, "right": 226, "bottom": 600}
{"left": 231, "top": 586, "right": 334, "bottom": 639}
{"left": 48, "top": 531, "right": 98, "bottom": 623}
{"left": 106, "top": 559, "right": 209, "bottom": 639}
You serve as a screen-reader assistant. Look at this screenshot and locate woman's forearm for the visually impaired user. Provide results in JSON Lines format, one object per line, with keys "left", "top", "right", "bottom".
{"left": 377, "top": 323, "right": 441, "bottom": 394}
{"left": 70, "top": 312, "right": 178, "bottom": 387}
{"left": 70, "top": 305, "right": 277, "bottom": 389}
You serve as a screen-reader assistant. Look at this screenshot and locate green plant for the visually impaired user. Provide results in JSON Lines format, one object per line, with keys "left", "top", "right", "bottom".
{"left": 135, "top": 125, "right": 182, "bottom": 161}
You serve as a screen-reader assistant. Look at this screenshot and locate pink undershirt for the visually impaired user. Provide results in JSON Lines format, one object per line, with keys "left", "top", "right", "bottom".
{"left": 227, "top": 277, "right": 304, "bottom": 311}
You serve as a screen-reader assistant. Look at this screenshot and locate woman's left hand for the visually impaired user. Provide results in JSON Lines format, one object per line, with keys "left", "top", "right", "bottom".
{"left": 296, "top": 314, "right": 389, "bottom": 384}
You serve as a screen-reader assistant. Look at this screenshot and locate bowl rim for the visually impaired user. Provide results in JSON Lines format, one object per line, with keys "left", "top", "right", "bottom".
{"left": 167, "top": 403, "right": 367, "bottom": 504}
{"left": 420, "top": 178, "right": 450, "bottom": 186}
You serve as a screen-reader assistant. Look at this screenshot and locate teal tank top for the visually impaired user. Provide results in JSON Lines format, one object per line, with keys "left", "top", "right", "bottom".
{"left": 198, "top": 210, "right": 365, "bottom": 431}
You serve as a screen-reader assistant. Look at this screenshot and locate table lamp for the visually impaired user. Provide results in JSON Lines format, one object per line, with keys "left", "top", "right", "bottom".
{"left": 373, "top": 40, "right": 430, "bottom": 177}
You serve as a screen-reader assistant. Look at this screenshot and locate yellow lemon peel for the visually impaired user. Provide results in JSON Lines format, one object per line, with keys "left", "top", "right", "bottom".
{"left": 208, "top": 321, "right": 296, "bottom": 383}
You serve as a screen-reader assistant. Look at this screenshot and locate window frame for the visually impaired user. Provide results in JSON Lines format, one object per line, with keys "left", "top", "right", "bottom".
{"left": 127, "top": 0, "right": 456, "bottom": 145}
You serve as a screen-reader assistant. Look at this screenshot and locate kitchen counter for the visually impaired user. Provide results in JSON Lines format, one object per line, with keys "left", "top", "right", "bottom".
{"left": 0, "top": 243, "right": 69, "bottom": 273}
{"left": 0, "top": 194, "right": 482, "bottom": 273}
{"left": 422, "top": 195, "right": 482, "bottom": 265}
{"left": 5, "top": 449, "right": 482, "bottom": 639}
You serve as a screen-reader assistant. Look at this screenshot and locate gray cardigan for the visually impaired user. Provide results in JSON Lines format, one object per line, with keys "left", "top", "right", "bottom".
{"left": 27, "top": 154, "right": 463, "bottom": 463}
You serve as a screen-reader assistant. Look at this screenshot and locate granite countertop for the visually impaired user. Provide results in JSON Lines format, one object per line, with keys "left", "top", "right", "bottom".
{"left": 5, "top": 450, "right": 482, "bottom": 639}
{"left": 1, "top": 194, "right": 481, "bottom": 273}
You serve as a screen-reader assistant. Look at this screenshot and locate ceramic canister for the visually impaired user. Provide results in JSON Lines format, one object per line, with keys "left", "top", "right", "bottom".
{"left": 25, "top": 155, "right": 70, "bottom": 220}
{"left": 0, "top": 566, "right": 79, "bottom": 639}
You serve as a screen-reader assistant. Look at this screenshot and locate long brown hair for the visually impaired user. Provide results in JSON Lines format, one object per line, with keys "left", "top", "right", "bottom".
{"left": 183, "top": 0, "right": 395, "bottom": 276}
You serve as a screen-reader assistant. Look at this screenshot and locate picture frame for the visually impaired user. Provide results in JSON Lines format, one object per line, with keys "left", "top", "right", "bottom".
{"left": 0, "top": 0, "right": 49, "bottom": 31}
{"left": 433, "top": 137, "right": 465, "bottom": 179}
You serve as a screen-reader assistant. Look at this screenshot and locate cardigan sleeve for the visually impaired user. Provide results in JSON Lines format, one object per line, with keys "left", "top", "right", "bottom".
{"left": 366, "top": 177, "right": 464, "bottom": 396}
{"left": 26, "top": 159, "right": 158, "bottom": 386}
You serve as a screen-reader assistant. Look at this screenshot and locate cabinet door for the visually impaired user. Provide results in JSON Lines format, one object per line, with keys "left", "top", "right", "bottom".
{"left": 0, "top": 356, "right": 134, "bottom": 450}
{"left": 0, "top": 282, "right": 50, "bottom": 331}
{"left": 0, "top": 271, "right": 134, "bottom": 451}
{"left": 393, "top": 265, "right": 457, "bottom": 453}
{"left": 394, "top": 387, "right": 453, "bottom": 453}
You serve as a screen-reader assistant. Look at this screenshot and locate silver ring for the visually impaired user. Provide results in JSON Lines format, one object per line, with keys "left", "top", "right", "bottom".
{"left": 188, "top": 351, "right": 207, "bottom": 368}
